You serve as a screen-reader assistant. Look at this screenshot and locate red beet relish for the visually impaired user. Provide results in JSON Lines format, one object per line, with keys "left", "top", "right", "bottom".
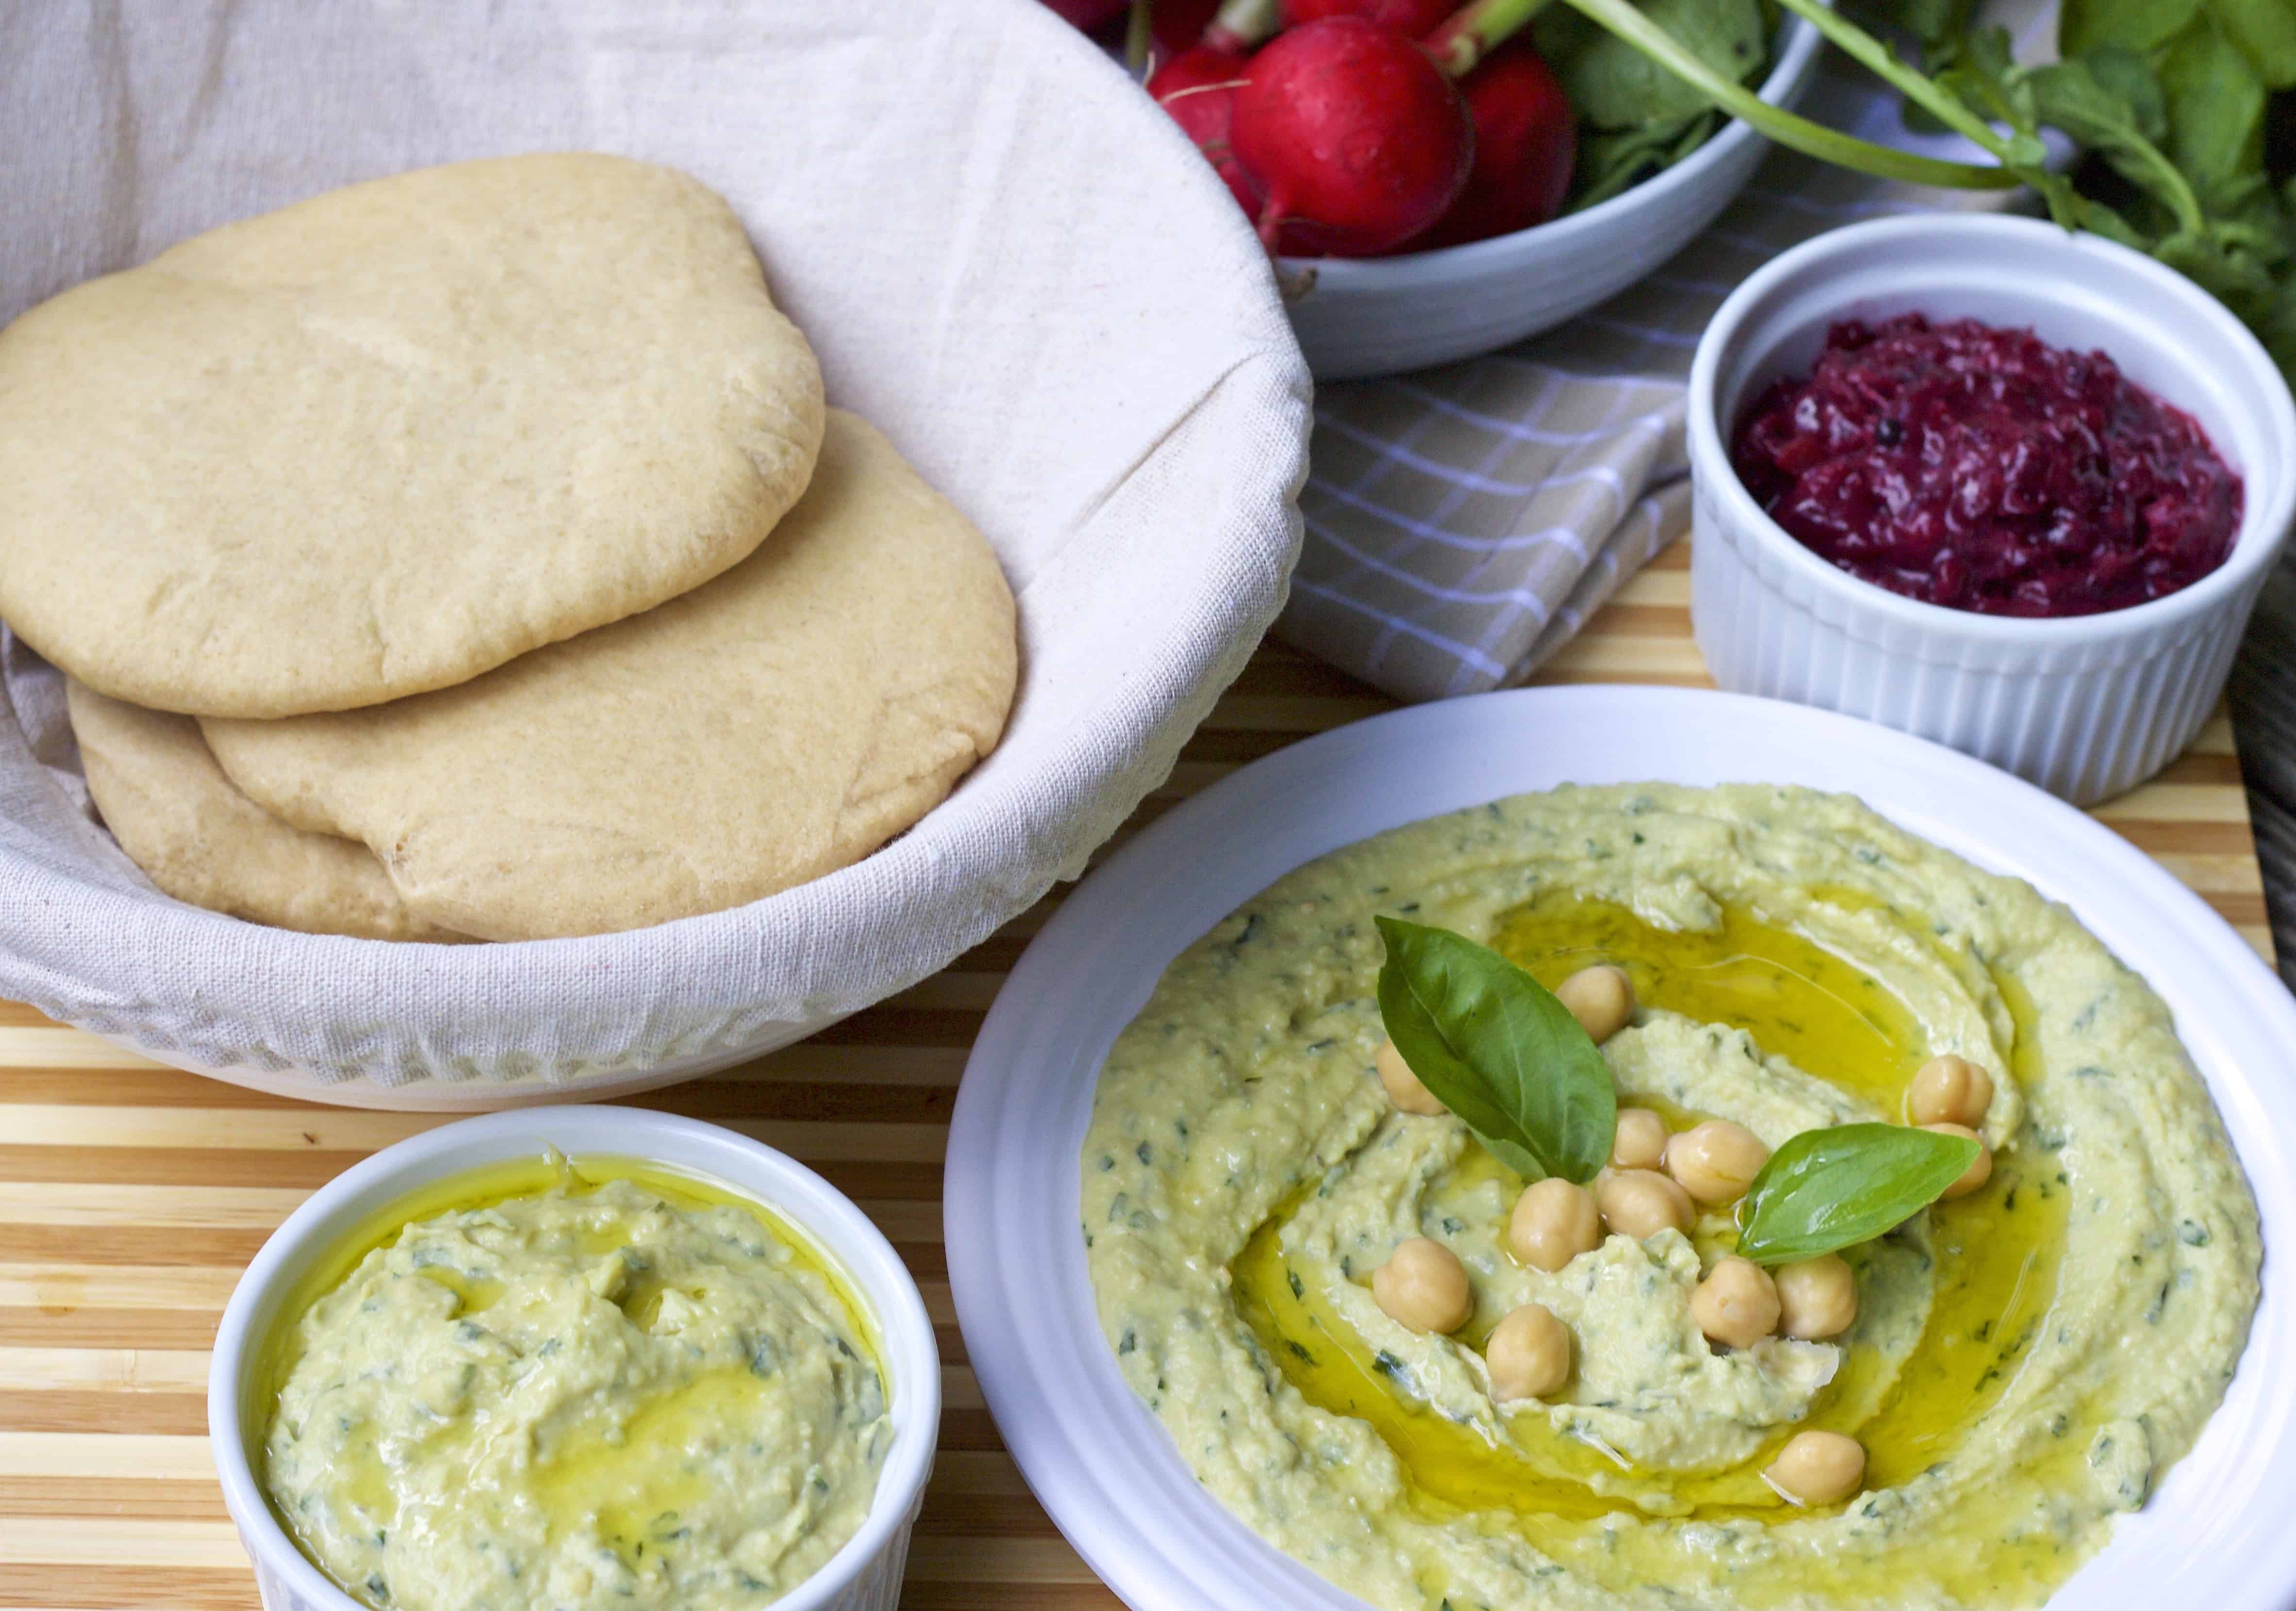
{"left": 1730, "top": 313, "right": 2243, "bottom": 617}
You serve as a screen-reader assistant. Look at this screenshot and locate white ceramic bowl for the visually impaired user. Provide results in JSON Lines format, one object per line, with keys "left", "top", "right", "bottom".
{"left": 1282, "top": 15, "right": 1821, "bottom": 380}
{"left": 208, "top": 1107, "right": 940, "bottom": 1611}
{"left": 945, "top": 684, "right": 2296, "bottom": 1611}
{"left": 0, "top": 0, "right": 1309, "bottom": 1106}
{"left": 1688, "top": 213, "right": 2296, "bottom": 805}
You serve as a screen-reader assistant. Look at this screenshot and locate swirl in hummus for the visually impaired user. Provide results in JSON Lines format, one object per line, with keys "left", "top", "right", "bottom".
{"left": 263, "top": 1172, "right": 889, "bottom": 1611}
{"left": 1081, "top": 784, "right": 2260, "bottom": 1611}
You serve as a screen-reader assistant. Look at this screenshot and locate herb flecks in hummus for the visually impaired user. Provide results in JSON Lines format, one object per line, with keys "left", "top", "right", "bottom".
{"left": 1081, "top": 784, "right": 2260, "bottom": 1611}
{"left": 264, "top": 1175, "right": 889, "bottom": 1611}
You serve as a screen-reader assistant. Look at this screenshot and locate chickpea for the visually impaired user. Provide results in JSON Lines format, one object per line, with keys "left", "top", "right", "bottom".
{"left": 1556, "top": 964, "right": 1636, "bottom": 1042}
{"left": 1689, "top": 1255, "right": 1781, "bottom": 1348}
{"left": 1666, "top": 1119, "right": 1771, "bottom": 1205}
{"left": 1909, "top": 1054, "right": 1995, "bottom": 1129}
{"left": 1611, "top": 1107, "right": 1669, "bottom": 1171}
{"left": 1924, "top": 1122, "right": 1993, "bottom": 1200}
{"left": 1773, "top": 1254, "right": 1858, "bottom": 1340}
{"left": 1371, "top": 1236, "right": 1473, "bottom": 1333}
{"left": 1596, "top": 1167, "right": 1695, "bottom": 1241}
{"left": 1507, "top": 1177, "right": 1602, "bottom": 1273}
{"left": 1376, "top": 1039, "right": 1448, "bottom": 1117}
{"left": 1486, "top": 1302, "right": 1571, "bottom": 1401}
{"left": 1766, "top": 1430, "right": 1866, "bottom": 1506}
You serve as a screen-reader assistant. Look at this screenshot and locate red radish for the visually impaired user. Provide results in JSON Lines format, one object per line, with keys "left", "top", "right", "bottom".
{"left": 1421, "top": 0, "right": 1552, "bottom": 77}
{"left": 1408, "top": 38, "right": 1575, "bottom": 249}
{"left": 1203, "top": 0, "right": 1283, "bottom": 54}
{"left": 1228, "top": 17, "right": 1475, "bottom": 257}
{"left": 1037, "top": 0, "right": 1132, "bottom": 31}
{"left": 1152, "top": 0, "right": 1224, "bottom": 54}
{"left": 1280, "top": 0, "right": 1457, "bottom": 36}
{"left": 1148, "top": 45, "right": 1258, "bottom": 214}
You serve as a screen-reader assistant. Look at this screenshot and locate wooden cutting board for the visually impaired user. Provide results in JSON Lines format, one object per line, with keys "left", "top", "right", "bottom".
{"left": 0, "top": 539, "right": 2273, "bottom": 1610}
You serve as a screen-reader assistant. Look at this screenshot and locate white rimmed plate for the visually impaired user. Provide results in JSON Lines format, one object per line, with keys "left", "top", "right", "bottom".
{"left": 944, "top": 685, "right": 2293, "bottom": 1611}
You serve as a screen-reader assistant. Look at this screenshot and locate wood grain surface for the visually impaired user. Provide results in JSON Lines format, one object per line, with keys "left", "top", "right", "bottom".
{"left": 0, "top": 539, "right": 2273, "bottom": 1609}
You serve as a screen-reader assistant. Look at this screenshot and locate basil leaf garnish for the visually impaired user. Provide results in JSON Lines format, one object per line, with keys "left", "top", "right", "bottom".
{"left": 1734, "top": 1123, "right": 1981, "bottom": 1265}
{"left": 1374, "top": 917, "right": 1617, "bottom": 1185}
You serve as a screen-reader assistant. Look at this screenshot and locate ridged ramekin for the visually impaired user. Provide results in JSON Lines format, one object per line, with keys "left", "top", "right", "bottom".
{"left": 1688, "top": 213, "right": 2296, "bottom": 805}
{"left": 207, "top": 1107, "right": 939, "bottom": 1611}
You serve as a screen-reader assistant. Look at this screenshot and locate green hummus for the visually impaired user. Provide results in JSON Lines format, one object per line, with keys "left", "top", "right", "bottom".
{"left": 1081, "top": 784, "right": 2259, "bottom": 1611}
{"left": 264, "top": 1176, "right": 888, "bottom": 1611}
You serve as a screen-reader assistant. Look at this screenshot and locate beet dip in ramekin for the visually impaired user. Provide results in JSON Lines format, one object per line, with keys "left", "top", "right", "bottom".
{"left": 1730, "top": 312, "right": 2244, "bottom": 619}
{"left": 1685, "top": 213, "right": 2296, "bottom": 803}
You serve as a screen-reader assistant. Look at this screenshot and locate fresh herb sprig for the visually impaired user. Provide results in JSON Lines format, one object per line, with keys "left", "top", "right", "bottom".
{"left": 1735, "top": 1122, "right": 1980, "bottom": 1265}
{"left": 1551, "top": 0, "right": 2296, "bottom": 380}
{"left": 1446, "top": 0, "right": 2022, "bottom": 198}
{"left": 1374, "top": 917, "right": 1616, "bottom": 1183}
{"left": 1889, "top": 0, "right": 2295, "bottom": 376}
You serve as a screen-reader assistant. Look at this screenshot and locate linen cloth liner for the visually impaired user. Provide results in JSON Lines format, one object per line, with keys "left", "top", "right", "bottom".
{"left": 0, "top": 0, "right": 1312, "bottom": 1088}
{"left": 1281, "top": 60, "right": 2029, "bottom": 701}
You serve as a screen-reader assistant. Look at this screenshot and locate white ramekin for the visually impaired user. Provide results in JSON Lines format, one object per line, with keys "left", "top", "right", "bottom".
{"left": 1687, "top": 213, "right": 2296, "bottom": 806}
{"left": 206, "top": 1107, "right": 940, "bottom": 1611}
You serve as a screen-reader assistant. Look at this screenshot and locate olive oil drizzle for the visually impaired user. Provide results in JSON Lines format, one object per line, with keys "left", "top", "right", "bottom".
{"left": 258, "top": 1154, "right": 880, "bottom": 1400}
{"left": 254, "top": 1155, "right": 886, "bottom": 1581}
{"left": 1496, "top": 892, "right": 1926, "bottom": 1107}
{"left": 1229, "top": 896, "right": 2068, "bottom": 1538}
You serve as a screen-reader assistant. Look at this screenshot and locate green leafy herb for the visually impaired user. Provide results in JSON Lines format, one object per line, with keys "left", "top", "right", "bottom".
{"left": 1452, "top": 0, "right": 2295, "bottom": 369}
{"left": 1374, "top": 917, "right": 1617, "bottom": 1184}
{"left": 1734, "top": 1123, "right": 1980, "bottom": 1265}
{"left": 1536, "top": 0, "right": 1771, "bottom": 208}
{"left": 1570, "top": 110, "right": 1725, "bottom": 208}
{"left": 1554, "top": 0, "right": 2020, "bottom": 186}
{"left": 1548, "top": 0, "right": 1762, "bottom": 121}
{"left": 1526, "top": 0, "right": 2296, "bottom": 382}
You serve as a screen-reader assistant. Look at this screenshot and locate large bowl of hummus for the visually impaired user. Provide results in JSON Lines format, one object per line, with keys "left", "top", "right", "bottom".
{"left": 208, "top": 1106, "right": 939, "bottom": 1611}
{"left": 945, "top": 686, "right": 2294, "bottom": 1611}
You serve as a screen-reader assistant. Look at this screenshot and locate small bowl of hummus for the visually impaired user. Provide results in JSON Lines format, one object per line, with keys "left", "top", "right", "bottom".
{"left": 206, "top": 1106, "right": 938, "bottom": 1611}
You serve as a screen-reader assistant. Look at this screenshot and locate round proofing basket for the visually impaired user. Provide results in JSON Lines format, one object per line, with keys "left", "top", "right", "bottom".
{"left": 0, "top": 0, "right": 1311, "bottom": 1105}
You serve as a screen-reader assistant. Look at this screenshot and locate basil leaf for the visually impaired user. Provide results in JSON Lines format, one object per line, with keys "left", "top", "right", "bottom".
{"left": 1374, "top": 918, "right": 1617, "bottom": 1185}
{"left": 1571, "top": 111, "right": 1722, "bottom": 210}
{"left": 2059, "top": 0, "right": 2203, "bottom": 57}
{"left": 2077, "top": 45, "right": 2170, "bottom": 140}
{"left": 1735, "top": 1124, "right": 1981, "bottom": 1266}
{"left": 2205, "top": 0, "right": 2296, "bottom": 88}
{"left": 1548, "top": 0, "right": 1767, "bottom": 129}
{"left": 2156, "top": 17, "right": 2269, "bottom": 208}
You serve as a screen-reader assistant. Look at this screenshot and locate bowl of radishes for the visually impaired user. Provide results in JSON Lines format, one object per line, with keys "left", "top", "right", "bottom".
{"left": 1047, "top": 0, "right": 1822, "bottom": 380}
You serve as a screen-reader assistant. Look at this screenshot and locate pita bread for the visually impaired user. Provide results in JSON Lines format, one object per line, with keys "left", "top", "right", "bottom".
{"left": 0, "top": 154, "right": 823, "bottom": 717}
{"left": 204, "top": 411, "right": 1016, "bottom": 940}
{"left": 68, "top": 681, "right": 464, "bottom": 942}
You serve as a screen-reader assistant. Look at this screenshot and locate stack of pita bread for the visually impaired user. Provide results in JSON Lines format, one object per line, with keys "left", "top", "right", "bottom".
{"left": 0, "top": 154, "right": 1017, "bottom": 942}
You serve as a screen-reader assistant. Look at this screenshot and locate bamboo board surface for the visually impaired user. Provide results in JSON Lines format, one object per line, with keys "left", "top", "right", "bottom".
{"left": 0, "top": 538, "right": 2274, "bottom": 1610}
